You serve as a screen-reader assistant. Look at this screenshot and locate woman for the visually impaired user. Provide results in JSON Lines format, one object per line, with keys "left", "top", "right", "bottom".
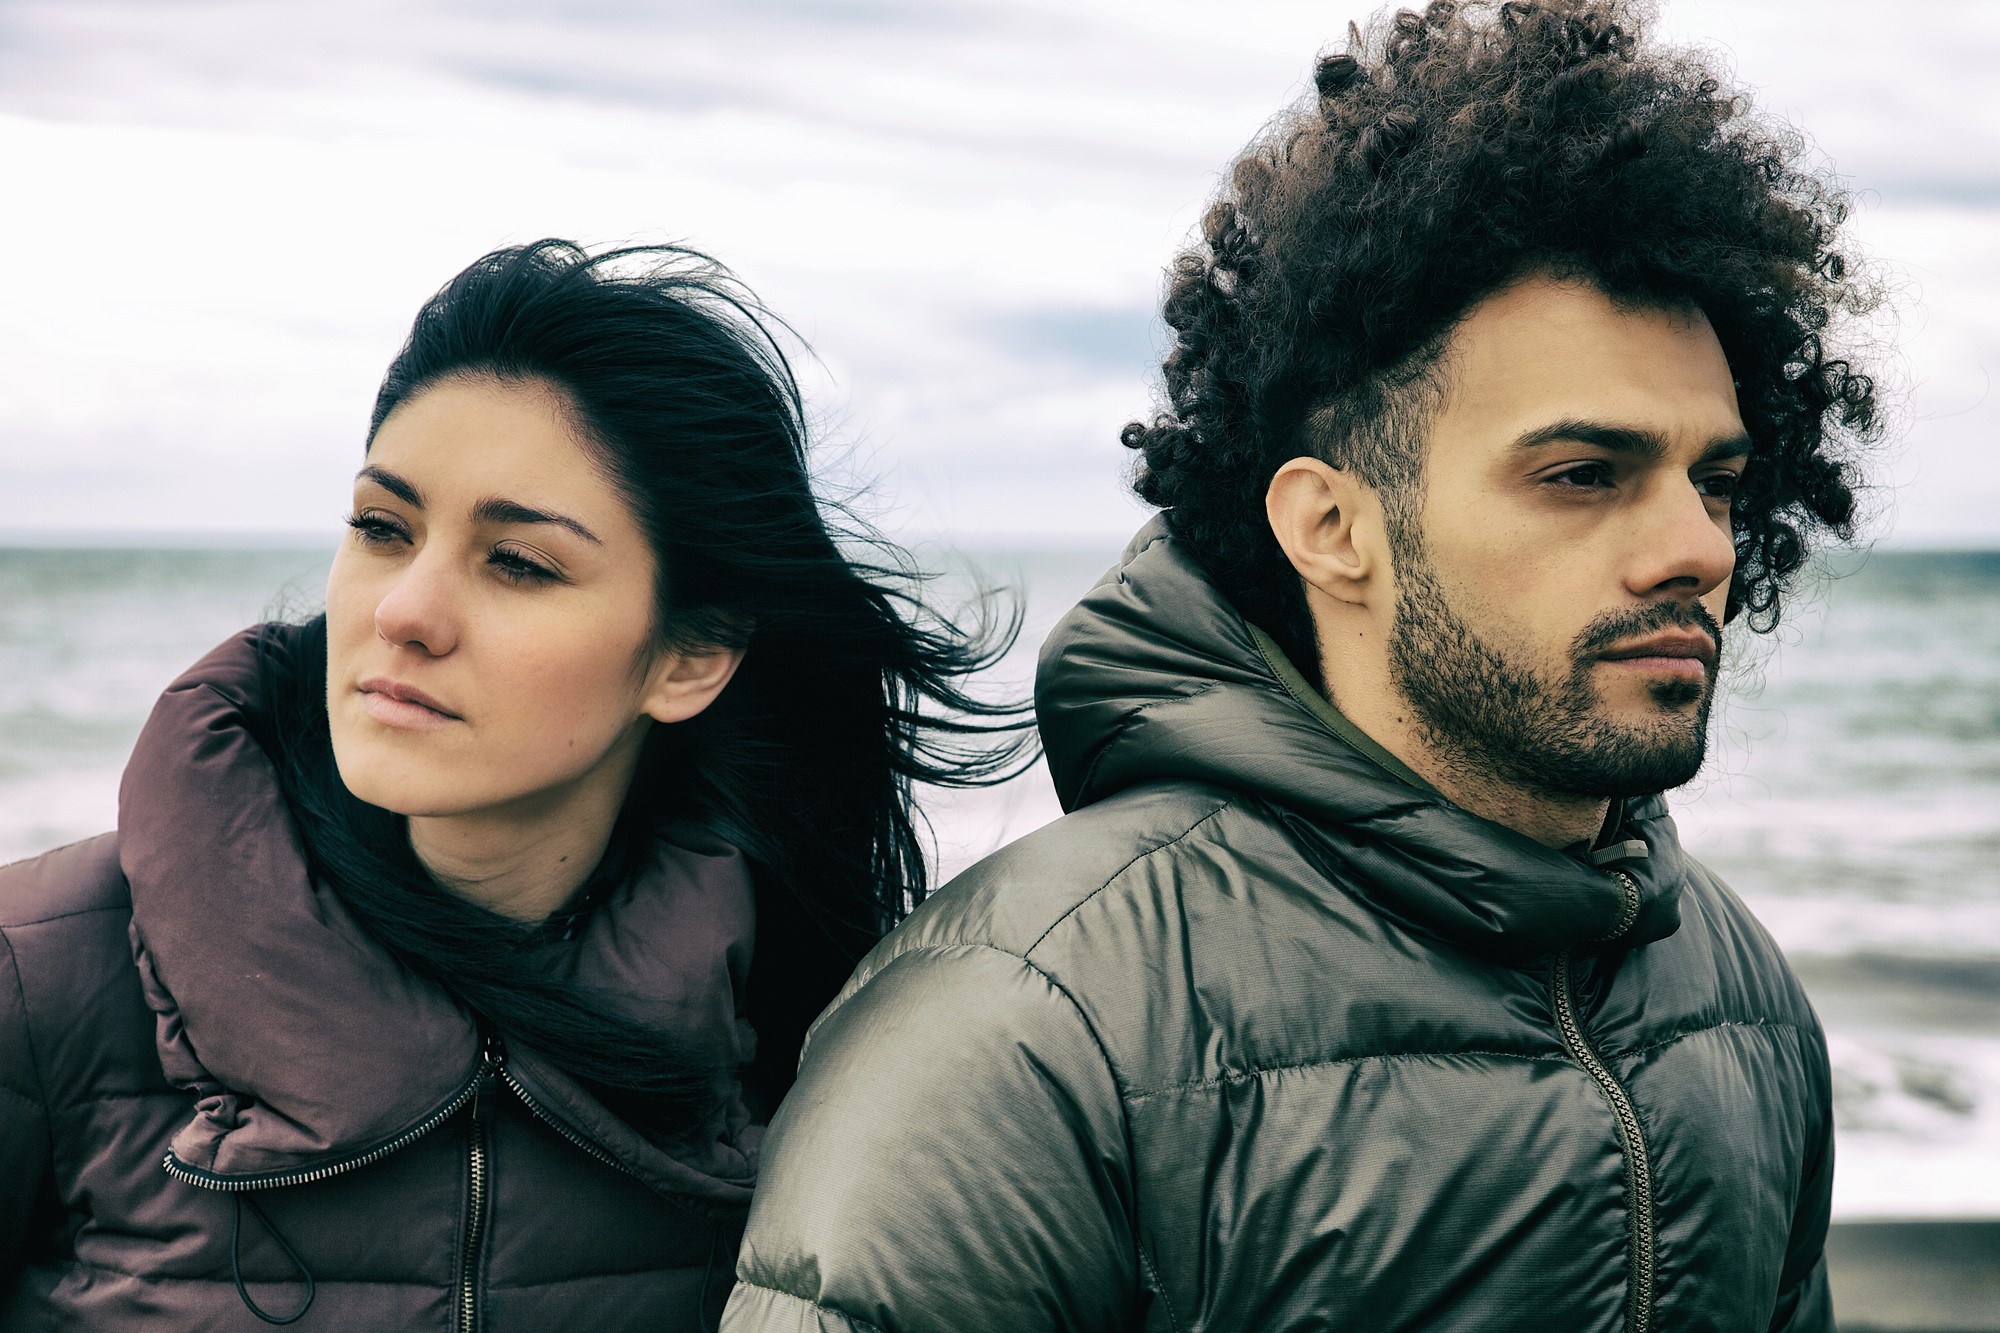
{"left": 0, "top": 240, "right": 1025, "bottom": 1330}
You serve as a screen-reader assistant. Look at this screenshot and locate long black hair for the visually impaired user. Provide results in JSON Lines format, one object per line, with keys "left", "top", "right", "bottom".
{"left": 259, "top": 239, "right": 1031, "bottom": 1136}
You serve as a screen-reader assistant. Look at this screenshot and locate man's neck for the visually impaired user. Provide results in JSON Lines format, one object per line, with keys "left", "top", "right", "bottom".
{"left": 1390, "top": 741, "right": 1610, "bottom": 848}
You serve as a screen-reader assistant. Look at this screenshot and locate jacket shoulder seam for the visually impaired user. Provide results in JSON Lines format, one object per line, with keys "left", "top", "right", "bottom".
{"left": 1613, "top": 1016, "right": 1811, "bottom": 1062}
{"left": 0, "top": 833, "right": 129, "bottom": 927}
{"left": 0, "top": 834, "right": 102, "bottom": 876}
{"left": 847, "top": 940, "right": 1137, "bottom": 1203}
{"left": 0, "top": 902, "right": 130, "bottom": 930}
{"left": 1126, "top": 1044, "right": 1571, "bottom": 1104}
{"left": 1073, "top": 681, "right": 1225, "bottom": 803}
{"left": 1021, "top": 793, "right": 1236, "bottom": 959}
{"left": 867, "top": 941, "right": 1130, "bottom": 1091}
{"left": 730, "top": 1278, "right": 888, "bottom": 1333}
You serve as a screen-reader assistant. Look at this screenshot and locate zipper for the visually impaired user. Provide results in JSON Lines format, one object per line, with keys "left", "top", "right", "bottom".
{"left": 163, "top": 1067, "right": 484, "bottom": 1192}
{"left": 496, "top": 1056, "right": 633, "bottom": 1175}
{"left": 457, "top": 1037, "right": 502, "bottom": 1333}
{"left": 164, "top": 1033, "right": 633, "bottom": 1332}
{"left": 1550, "top": 872, "right": 1655, "bottom": 1333}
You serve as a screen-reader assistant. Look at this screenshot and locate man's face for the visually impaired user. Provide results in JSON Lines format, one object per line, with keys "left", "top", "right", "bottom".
{"left": 1385, "top": 275, "right": 1746, "bottom": 802}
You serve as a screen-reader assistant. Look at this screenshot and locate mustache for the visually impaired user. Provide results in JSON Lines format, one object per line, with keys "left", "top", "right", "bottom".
{"left": 1571, "top": 600, "right": 1724, "bottom": 661}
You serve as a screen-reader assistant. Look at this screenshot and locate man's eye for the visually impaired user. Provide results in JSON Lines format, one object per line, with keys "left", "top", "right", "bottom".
{"left": 1697, "top": 472, "right": 1744, "bottom": 501}
{"left": 1547, "top": 462, "right": 1616, "bottom": 489}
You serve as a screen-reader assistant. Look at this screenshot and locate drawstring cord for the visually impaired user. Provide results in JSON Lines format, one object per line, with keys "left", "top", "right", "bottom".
{"left": 232, "top": 1194, "right": 317, "bottom": 1325}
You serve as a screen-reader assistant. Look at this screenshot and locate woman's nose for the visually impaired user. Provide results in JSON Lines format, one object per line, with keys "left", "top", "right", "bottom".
{"left": 372, "top": 553, "right": 460, "bottom": 657}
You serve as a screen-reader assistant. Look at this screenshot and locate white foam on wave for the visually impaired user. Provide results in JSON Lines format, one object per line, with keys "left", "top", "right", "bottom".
{"left": 1740, "top": 894, "right": 2000, "bottom": 961}
{"left": 1829, "top": 1030, "right": 2000, "bottom": 1218}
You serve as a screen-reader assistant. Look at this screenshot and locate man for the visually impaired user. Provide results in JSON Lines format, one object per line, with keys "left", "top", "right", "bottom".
{"left": 725, "top": 2, "right": 1877, "bottom": 1328}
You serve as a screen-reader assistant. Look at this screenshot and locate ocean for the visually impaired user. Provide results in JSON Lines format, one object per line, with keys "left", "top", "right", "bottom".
{"left": 2, "top": 541, "right": 1996, "bottom": 1222}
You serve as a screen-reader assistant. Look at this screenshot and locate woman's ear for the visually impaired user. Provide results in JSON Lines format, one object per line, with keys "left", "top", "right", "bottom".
{"left": 639, "top": 642, "right": 747, "bottom": 725}
{"left": 1265, "top": 456, "right": 1385, "bottom": 609}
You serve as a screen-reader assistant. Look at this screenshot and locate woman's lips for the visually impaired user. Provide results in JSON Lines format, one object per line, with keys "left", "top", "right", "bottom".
{"left": 357, "top": 678, "right": 461, "bottom": 730}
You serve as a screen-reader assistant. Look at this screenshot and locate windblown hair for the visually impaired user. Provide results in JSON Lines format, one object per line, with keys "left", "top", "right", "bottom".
{"left": 261, "top": 240, "right": 1030, "bottom": 1137}
{"left": 1123, "top": 0, "right": 1881, "bottom": 672}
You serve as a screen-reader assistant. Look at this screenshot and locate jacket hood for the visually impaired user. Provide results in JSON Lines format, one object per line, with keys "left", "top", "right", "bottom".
{"left": 118, "top": 627, "right": 758, "bottom": 1204}
{"left": 1034, "top": 518, "right": 1687, "bottom": 960}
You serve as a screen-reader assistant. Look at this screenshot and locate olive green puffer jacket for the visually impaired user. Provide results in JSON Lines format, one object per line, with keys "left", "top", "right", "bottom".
{"left": 725, "top": 518, "right": 1834, "bottom": 1333}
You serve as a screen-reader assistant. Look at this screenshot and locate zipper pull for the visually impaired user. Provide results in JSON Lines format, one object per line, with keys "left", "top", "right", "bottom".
{"left": 473, "top": 1033, "right": 505, "bottom": 1127}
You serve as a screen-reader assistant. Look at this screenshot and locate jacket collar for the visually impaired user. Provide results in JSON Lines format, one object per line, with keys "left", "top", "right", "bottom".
{"left": 1034, "top": 518, "right": 1686, "bottom": 961}
{"left": 119, "top": 627, "right": 758, "bottom": 1203}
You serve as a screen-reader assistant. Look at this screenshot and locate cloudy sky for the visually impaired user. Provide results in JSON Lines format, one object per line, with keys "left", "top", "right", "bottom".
{"left": 2, "top": 0, "right": 1994, "bottom": 545}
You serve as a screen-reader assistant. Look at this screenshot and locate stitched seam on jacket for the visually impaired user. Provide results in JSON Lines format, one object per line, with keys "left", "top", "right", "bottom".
{"left": 731, "top": 1280, "right": 887, "bottom": 1333}
{"left": 1022, "top": 796, "right": 1236, "bottom": 959}
{"left": 873, "top": 941, "right": 1135, "bottom": 1124}
{"left": 0, "top": 833, "right": 113, "bottom": 878}
{"left": 1072, "top": 683, "right": 1225, "bottom": 809}
{"left": 1126, "top": 1045, "right": 1571, "bottom": 1104}
{"left": 843, "top": 941, "right": 1141, "bottom": 1298}
{"left": 1611, "top": 1017, "right": 1809, "bottom": 1062}
{"left": 1134, "top": 1243, "right": 1188, "bottom": 1333}
{"left": 488, "top": 1265, "right": 733, "bottom": 1291}
{"left": 0, "top": 902, "right": 128, "bottom": 930}
{"left": 0, "top": 927, "right": 55, "bottom": 1168}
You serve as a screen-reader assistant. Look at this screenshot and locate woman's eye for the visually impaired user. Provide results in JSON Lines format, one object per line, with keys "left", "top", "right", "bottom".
{"left": 346, "top": 512, "right": 408, "bottom": 546}
{"left": 489, "top": 546, "right": 558, "bottom": 585}
{"left": 1547, "top": 462, "right": 1616, "bottom": 490}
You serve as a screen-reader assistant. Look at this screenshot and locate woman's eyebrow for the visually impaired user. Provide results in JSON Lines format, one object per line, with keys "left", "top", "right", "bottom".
{"left": 473, "top": 496, "right": 603, "bottom": 545}
{"left": 356, "top": 467, "right": 602, "bottom": 544}
{"left": 356, "top": 465, "right": 422, "bottom": 506}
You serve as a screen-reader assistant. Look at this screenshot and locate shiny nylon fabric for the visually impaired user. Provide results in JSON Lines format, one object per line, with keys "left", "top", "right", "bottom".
{"left": 0, "top": 630, "right": 758, "bottom": 1330}
{"left": 728, "top": 519, "right": 1833, "bottom": 1332}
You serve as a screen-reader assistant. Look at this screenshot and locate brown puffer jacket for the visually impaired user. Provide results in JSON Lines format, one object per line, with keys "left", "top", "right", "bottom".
{"left": 0, "top": 632, "right": 761, "bottom": 1330}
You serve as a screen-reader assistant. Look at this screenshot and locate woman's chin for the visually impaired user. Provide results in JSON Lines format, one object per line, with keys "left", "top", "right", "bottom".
{"left": 329, "top": 747, "right": 488, "bottom": 820}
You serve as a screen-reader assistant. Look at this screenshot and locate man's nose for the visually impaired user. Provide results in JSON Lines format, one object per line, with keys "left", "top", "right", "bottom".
{"left": 1624, "top": 476, "right": 1736, "bottom": 602}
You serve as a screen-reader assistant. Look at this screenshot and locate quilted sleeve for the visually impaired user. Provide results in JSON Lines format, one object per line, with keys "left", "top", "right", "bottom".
{"left": 723, "top": 942, "right": 1139, "bottom": 1333}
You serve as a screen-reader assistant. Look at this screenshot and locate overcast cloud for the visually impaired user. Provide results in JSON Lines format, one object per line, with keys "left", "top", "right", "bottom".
{"left": 1, "top": 0, "right": 1994, "bottom": 544}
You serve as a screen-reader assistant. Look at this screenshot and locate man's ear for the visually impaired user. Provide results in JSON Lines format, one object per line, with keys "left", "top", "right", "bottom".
{"left": 1265, "top": 456, "right": 1383, "bottom": 609}
{"left": 639, "top": 641, "right": 747, "bottom": 726}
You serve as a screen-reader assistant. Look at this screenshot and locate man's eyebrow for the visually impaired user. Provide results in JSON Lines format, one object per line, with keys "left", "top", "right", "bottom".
{"left": 473, "top": 497, "right": 603, "bottom": 545}
{"left": 1512, "top": 419, "right": 1755, "bottom": 463}
{"left": 356, "top": 465, "right": 422, "bottom": 506}
{"left": 1512, "top": 420, "right": 1667, "bottom": 458}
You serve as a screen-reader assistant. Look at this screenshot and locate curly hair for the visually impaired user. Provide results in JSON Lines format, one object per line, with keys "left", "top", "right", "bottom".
{"left": 1123, "top": 0, "right": 1880, "bottom": 672}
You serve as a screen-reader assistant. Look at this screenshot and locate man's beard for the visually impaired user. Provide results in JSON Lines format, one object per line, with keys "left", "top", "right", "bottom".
{"left": 1385, "top": 536, "right": 1722, "bottom": 802}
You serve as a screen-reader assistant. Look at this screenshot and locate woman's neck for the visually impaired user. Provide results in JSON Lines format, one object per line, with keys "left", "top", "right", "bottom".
{"left": 406, "top": 737, "right": 642, "bottom": 923}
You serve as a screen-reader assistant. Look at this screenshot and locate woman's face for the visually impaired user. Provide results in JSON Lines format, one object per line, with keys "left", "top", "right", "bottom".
{"left": 325, "top": 374, "right": 727, "bottom": 820}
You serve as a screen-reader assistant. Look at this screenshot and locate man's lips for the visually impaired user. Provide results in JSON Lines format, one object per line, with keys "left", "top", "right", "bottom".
{"left": 1596, "top": 630, "right": 1718, "bottom": 671}
{"left": 357, "top": 677, "right": 462, "bottom": 728}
